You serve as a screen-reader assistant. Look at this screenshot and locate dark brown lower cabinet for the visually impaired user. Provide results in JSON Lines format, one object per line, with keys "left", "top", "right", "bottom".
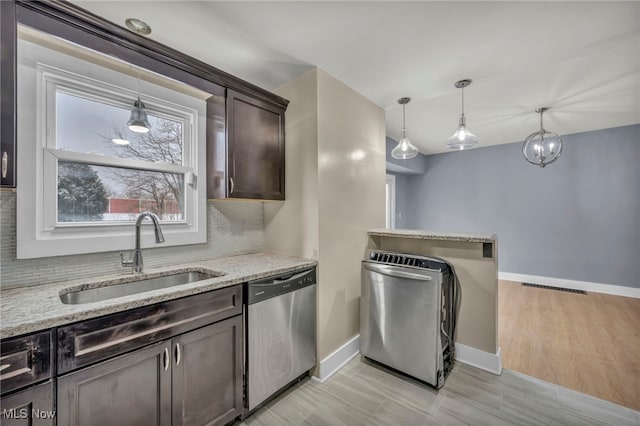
{"left": 57, "top": 316, "right": 242, "bottom": 426}
{"left": 0, "top": 381, "right": 54, "bottom": 426}
{"left": 57, "top": 342, "right": 172, "bottom": 426}
{"left": 172, "top": 316, "right": 242, "bottom": 426}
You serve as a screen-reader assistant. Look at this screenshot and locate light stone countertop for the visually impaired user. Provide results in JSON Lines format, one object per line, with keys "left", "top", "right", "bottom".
{"left": 0, "top": 253, "right": 316, "bottom": 339}
{"left": 368, "top": 228, "right": 496, "bottom": 243}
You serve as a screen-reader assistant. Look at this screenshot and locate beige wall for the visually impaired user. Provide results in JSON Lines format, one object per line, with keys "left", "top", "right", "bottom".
{"left": 264, "top": 69, "right": 319, "bottom": 260}
{"left": 315, "top": 70, "right": 386, "bottom": 359}
{"left": 265, "top": 68, "right": 386, "bottom": 362}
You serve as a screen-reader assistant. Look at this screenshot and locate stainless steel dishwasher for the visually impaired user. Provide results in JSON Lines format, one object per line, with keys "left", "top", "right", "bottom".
{"left": 246, "top": 268, "right": 316, "bottom": 411}
{"left": 360, "top": 250, "right": 457, "bottom": 388}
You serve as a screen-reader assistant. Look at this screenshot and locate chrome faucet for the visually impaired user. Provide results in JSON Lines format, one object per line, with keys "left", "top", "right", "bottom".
{"left": 120, "top": 212, "right": 165, "bottom": 274}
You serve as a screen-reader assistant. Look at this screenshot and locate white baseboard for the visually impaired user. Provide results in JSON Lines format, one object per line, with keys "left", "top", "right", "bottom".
{"left": 455, "top": 343, "right": 502, "bottom": 375}
{"left": 312, "top": 334, "right": 360, "bottom": 383}
{"left": 499, "top": 272, "right": 640, "bottom": 299}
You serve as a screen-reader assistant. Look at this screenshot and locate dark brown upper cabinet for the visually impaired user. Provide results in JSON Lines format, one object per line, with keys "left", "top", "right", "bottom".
{"left": 208, "top": 89, "right": 285, "bottom": 201}
{"left": 1, "top": 0, "right": 288, "bottom": 190}
{"left": 0, "top": 1, "right": 17, "bottom": 188}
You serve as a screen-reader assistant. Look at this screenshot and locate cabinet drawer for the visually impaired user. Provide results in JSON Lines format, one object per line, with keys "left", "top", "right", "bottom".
{"left": 0, "top": 331, "right": 52, "bottom": 396}
{"left": 58, "top": 285, "right": 242, "bottom": 374}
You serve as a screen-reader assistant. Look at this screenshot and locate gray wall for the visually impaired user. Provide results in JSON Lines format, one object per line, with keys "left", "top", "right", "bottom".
{"left": 398, "top": 124, "right": 640, "bottom": 288}
{"left": 386, "top": 137, "right": 427, "bottom": 174}
{"left": 386, "top": 137, "right": 425, "bottom": 229}
{"left": 387, "top": 172, "right": 411, "bottom": 229}
{"left": 1, "top": 191, "right": 264, "bottom": 289}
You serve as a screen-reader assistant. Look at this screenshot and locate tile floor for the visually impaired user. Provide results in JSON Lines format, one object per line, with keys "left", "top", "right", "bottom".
{"left": 240, "top": 357, "right": 640, "bottom": 426}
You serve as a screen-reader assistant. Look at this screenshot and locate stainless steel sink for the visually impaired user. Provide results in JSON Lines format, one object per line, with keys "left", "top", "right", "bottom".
{"left": 59, "top": 271, "right": 223, "bottom": 305}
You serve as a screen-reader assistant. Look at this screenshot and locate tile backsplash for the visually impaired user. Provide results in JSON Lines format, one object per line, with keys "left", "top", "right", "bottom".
{"left": 0, "top": 190, "right": 264, "bottom": 289}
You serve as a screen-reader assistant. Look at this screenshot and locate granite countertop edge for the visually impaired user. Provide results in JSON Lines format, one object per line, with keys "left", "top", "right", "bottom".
{"left": 368, "top": 228, "right": 496, "bottom": 243}
{"left": 0, "top": 253, "right": 317, "bottom": 339}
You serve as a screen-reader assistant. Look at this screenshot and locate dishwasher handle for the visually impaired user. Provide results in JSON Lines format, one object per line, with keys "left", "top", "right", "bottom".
{"left": 363, "top": 262, "right": 433, "bottom": 281}
{"left": 249, "top": 268, "right": 315, "bottom": 286}
{"left": 247, "top": 268, "right": 316, "bottom": 304}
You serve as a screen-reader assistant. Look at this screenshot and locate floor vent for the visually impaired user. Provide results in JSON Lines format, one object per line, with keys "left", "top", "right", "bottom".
{"left": 522, "top": 283, "right": 587, "bottom": 295}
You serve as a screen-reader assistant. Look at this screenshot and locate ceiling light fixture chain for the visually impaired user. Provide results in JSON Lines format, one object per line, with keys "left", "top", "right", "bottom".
{"left": 522, "top": 107, "right": 563, "bottom": 168}
{"left": 446, "top": 79, "right": 478, "bottom": 150}
{"left": 391, "top": 97, "right": 419, "bottom": 160}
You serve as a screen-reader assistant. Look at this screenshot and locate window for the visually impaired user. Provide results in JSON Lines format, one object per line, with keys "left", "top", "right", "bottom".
{"left": 386, "top": 174, "right": 396, "bottom": 229}
{"left": 16, "top": 27, "right": 208, "bottom": 258}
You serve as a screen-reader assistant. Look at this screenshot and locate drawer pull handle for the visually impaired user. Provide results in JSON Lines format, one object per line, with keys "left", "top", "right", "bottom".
{"left": 175, "top": 343, "right": 181, "bottom": 366}
{"left": 163, "top": 348, "right": 169, "bottom": 371}
{"left": 1, "top": 151, "right": 7, "bottom": 179}
{"left": 229, "top": 177, "right": 234, "bottom": 194}
{"left": 75, "top": 310, "right": 214, "bottom": 357}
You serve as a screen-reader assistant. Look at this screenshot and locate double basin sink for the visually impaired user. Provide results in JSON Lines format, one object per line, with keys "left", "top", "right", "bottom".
{"left": 59, "top": 270, "right": 224, "bottom": 305}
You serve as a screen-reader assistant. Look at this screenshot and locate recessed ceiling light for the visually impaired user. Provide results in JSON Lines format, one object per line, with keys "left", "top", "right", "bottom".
{"left": 111, "top": 138, "right": 130, "bottom": 146}
{"left": 125, "top": 18, "right": 152, "bottom": 36}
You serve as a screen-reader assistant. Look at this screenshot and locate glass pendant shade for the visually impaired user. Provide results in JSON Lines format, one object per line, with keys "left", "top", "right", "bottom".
{"left": 391, "top": 97, "right": 419, "bottom": 160}
{"left": 127, "top": 97, "right": 151, "bottom": 133}
{"left": 392, "top": 129, "right": 419, "bottom": 159}
{"left": 447, "top": 79, "right": 479, "bottom": 150}
{"left": 446, "top": 115, "right": 479, "bottom": 150}
{"left": 522, "top": 108, "right": 562, "bottom": 168}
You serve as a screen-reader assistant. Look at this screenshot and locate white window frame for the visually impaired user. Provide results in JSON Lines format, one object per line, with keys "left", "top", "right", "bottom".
{"left": 386, "top": 174, "right": 396, "bottom": 229}
{"left": 16, "top": 34, "right": 207, "bottom": 259}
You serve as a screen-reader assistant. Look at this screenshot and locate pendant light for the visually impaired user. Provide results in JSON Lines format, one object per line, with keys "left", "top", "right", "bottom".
{"left": 446, "top": 79, "right": 479, "bottom": 150}
{"left": 127, "top": 97, "right": 151, "bottom": 133}
{"left": 391, "top": 97, "right": 419, "bottom": 160}
{"left": 522, "top": 107, "right": 562, "bottom": 168}
{"left": 128, "top": 73, "right": 151, "bottom": 133}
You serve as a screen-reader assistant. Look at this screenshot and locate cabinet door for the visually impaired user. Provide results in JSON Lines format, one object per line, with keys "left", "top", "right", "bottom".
{"left": 227, "top": 89, "right": 285, "bottom": 200}
{"left": 0, "top": 0, "right": 17, "bottom": 188}
{"left": 172, "top": 315, "right": 243, "bottom": 426}
{"left": 57, "top": 342, "right": 171, "bottom": 426}
{"left": 0, "top": 381, "right": 54, "bottom": 426}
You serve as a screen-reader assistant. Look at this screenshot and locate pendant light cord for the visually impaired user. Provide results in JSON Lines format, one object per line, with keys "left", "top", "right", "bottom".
{"left": 402, "top": 103, "right": 406, "bottom": 130}
{"left": 461, "top": 86, "right": 465, "bottom": 117}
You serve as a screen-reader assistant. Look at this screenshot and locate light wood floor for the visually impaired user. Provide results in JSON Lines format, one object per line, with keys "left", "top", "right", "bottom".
{"left": 499, "top": 280, "right": 640, "bottom": 411}
{"left": 241, "top": 357, "right": 640, "bottom": 426}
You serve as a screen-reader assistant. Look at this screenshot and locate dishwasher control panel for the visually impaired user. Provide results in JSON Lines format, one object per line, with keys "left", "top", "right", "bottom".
{"left": 247, "top": 268, "right": 316, "bottom": 304}
{"left": 367, "top": 250, "right": 450, "bottom": 272}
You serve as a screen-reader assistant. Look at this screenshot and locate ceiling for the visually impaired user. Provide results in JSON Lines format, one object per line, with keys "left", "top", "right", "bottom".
{"left": 74, "top": 1, "right": 640, "bottom": 154}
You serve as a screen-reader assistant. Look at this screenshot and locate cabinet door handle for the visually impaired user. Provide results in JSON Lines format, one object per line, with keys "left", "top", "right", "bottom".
{"left": 163, "top": 347, "right": 170, "bottom": 371}
{"left": 175, "top": 343, "right": 181, "bottom": 366}
{"left": 1, "top": 151, "right": 7, "bottom": 179}
{"left": 229, "top": 177, "right": 234, "bottom": 194}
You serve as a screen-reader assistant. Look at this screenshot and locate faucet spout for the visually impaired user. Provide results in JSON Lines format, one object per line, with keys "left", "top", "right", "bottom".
{"left": 125, "top": 212, "right": 166, "bottom": 274}
{"left": 136, "top": 212, "right": 165, "bottom": 245}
